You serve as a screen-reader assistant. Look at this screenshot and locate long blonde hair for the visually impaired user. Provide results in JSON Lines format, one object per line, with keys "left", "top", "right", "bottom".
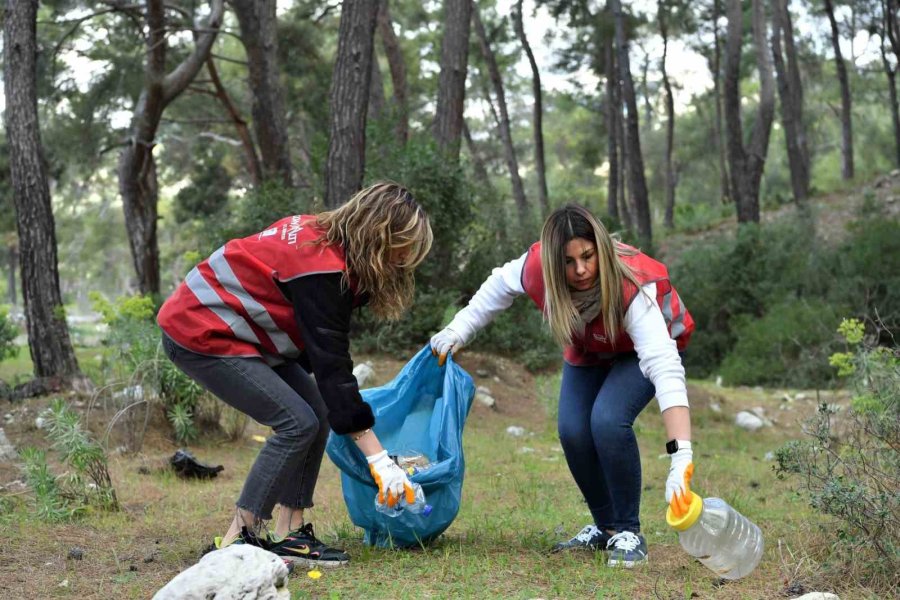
{"left": 540, "top": 204, "right": 640, "bottom": 346}
{"left": 315, "top": 182, "right": 433, "bottom": 319}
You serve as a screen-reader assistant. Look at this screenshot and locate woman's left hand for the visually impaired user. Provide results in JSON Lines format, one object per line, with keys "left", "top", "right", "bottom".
{"left": 666, "top": 447, "right": 694, "bottom": 504}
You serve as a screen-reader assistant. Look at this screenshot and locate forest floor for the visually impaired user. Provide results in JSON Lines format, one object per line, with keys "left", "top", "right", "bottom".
{"left": 0, "top": 350, "right": 880, "bottom": 599}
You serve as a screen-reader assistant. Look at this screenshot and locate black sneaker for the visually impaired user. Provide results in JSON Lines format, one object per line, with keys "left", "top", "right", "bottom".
{"left": 606, "top": 531, "right": 648, "bottom": 567}
{"left": 268, "top": 523, "right": 350, "bottom": 568}
{"left": 200, "top": 526, "right": 268, "bottom": 559}
{"left": 551, "top": 524, "right": 613, "bottom": 553}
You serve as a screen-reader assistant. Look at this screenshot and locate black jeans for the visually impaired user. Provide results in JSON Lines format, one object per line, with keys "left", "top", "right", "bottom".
{"left": 162, "top": 333, "right": 329, "bottom": 519}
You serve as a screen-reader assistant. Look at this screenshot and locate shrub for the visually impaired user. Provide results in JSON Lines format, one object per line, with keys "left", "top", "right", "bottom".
{"left": 0, "top": 305, "right": 19, "bottom": 363}
{"left": 775, "top": 319, "right": 899, "bottom": 584}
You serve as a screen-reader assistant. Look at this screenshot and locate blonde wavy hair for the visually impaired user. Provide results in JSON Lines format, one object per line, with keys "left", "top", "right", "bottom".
{"left": 540, "top": 204, "right": 641, "bottom": 347}
{"left": 315, "top": 182, "right": 433, "bottom": 319}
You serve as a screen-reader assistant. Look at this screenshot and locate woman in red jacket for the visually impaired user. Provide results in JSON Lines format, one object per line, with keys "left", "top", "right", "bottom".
{"left": 158, "top": 182, "right": 433, "bottom": 567}
{"left": 431, "top": 204, "right": 695, "bottom": 567}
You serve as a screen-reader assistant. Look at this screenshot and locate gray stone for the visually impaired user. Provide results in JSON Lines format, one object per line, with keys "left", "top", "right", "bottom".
{"left": 735, "top": 411, "right": 767, "bottom": 432}
{"left": 353, "top": 362, "right": 375, "bottom": 388}
{"left": 152, "top": 544, "right": 290, "bottom": 600}
{"left": 709, "top": 401, "right": 722, "bottom": 414}
{"left": 67, "top": 547, "right": 84, "bottom": 561}
{"left": 793, "top": 594, "right": 840, "bottom": 600}
{"left": 0, "top": 428, "right": 16, "bottom": 462}
{"left": 474, "top": 386, "right": 496, "bottom": 410}
{"left": 505, "top": 425, "right": 526, "bottom": 437}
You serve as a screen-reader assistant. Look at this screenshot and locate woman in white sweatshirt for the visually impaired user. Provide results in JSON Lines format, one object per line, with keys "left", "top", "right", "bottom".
{"left": 430, "top": 204, "right": 696, "bottom": 567}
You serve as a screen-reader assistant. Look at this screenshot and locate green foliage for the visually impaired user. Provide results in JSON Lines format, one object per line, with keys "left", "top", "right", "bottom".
{"left": 719, "top": 300, "right": 841, "bottom": 387}
{"left": 173, "top": 150, "right": 233, "bottom": 223}
{"left": 0, "top": 306, "right": 21, "bottom": 363}
{"left": 19, "top": 447, "right": 79, "bottom": 522}
{"left": 775, "top": 324, "right": 899, "bottom": 576}
{"left": 44, "top": 398, "right": 118, "bottom": 511}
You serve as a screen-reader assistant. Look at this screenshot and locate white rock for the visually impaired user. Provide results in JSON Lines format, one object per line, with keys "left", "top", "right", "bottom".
{"left": 0, "top": 428, "right": 17, "bottom": 462}
{"left": 474, "top": 386, "right": 496, "bottom": 409}
{"left": 352, "top": 362, "right": 375, "bottom": 388}
{"left": 764, "top": 451, "right": 775, "bottom": 461}
{"left": 735, "top": 411, "right": 767, "bottom": 432}
{"left": 793, "top": 594, "right": 840, "bottom": 600}
{"left": 709, "top": 401, "right": 722, "bottom": 414}
{"left": 781, "top": 393, "right": 793, "bottom": 403}
{"left": 506, "top": 426, "right": 526, "bottom": 437}
{"left": 153, "top": 545, "right": 290, "bottom": 600}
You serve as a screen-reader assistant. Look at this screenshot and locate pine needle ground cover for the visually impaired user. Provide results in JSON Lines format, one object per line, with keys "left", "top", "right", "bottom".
{"left": 0, "top": 352, "right": 879, "bottom": 599}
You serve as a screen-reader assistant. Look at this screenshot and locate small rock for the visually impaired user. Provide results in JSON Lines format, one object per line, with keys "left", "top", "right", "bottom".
{"left": 68, "top": 547, "right": 84, "bottom": 561}
{"left": 474, "top": 386, "right": 496, "bottom": 410}
{"left": 735, "top": 411, "right": 767, "bottom": 432}
{"left": 0, "top": 428, "right": 17, "bottom": 462}
{"left": 475, "top": 369, "right": 489, "bottom": 377}
{"left": 781, "top": 393, "right": 793, "bottom": 403}
{"left": 709, "top": 401, "right": 722, "bottom": 414}
{"left": 793, "top": 594, "right": 840, "bottom": 600}
{"left": 352, "top": 362, "right": 375, "bottom": 388}
{"left": 493, "top": 376, "right": 501, "bottom": 383}
{"left": 764, "top": 451, "right": 775, "bottom": 461}
{"left": 505, "top": 426, "right": 526, "bottom": 437}
{"left": 58, "top": 579, "right": 69, "bottom": 589}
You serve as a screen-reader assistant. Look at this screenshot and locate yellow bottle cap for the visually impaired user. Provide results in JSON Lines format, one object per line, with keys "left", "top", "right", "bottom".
{"left": 666, "top": 492, "right": 703, "bottom": 531}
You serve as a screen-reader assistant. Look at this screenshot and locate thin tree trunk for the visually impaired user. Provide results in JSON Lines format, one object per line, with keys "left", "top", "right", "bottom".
{"left": 824, "top": 0, "right": 854, "bottom": 179}
{"left": 605, "top": 36, "right": 619, "bottom": 221}
{"left": 377, "top": 0, "right": 409, "bottom": 146}
{"left": 3, "top": 0, "right": 80, "bottom": 379}
{"left": 772, "top": 0, "right": 809, "bottom": 202}
{"left": 660, "top": 0, "right": 676, "bottom": 229}
{"left": 231, "top": 0, "right": 293, "bottom": 187}
{"left": 780, "top": 0, "right": 810, "bottom": 195}
{"left": 712, "top": 0, "right": 731, "bottom": 204}
{"left": 882, "top": 42, "right": 900, "bottom": 167}
{"left": 610, "top": 0, "right": 651, "bottom": 245}
{"left": 433, "top": 0, "right": 473, "bottom": 161}
{"left": 462, "top": 120, "right": 494, "bottom": 193}
{"left": 369, "top": 49, "right": 386, "bottom": 121}
{"left": 206, "top": 57, "right": 262, "bottom": 186}
{"left": 118, "top": 0, "right": 224, "bottom": 295}
{"left": 325, "top": 0, "right": 378, "bottom": 208}
{"left": 473, "top": 6, "right": 528, "bottom": 229}
{"left": 724, "top": 0, "right": 776, "bottom": 224}
{"left": 513, "top": 0, "right": 549, "bottom": 217}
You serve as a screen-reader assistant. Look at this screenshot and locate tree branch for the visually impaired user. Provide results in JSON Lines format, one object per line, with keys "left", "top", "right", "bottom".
{"left": 162, "top": 0, "right": 226, "bottom": 105}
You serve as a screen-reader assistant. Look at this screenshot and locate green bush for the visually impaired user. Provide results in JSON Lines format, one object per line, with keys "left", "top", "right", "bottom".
{"left": 719, "top": 299, "right": 841, "bottom": 387}
{"left": 775, "top": 319, "right": 899, "bottom": 583}
{"left": 0, "top": 305, "right": 20, "bottom": 363}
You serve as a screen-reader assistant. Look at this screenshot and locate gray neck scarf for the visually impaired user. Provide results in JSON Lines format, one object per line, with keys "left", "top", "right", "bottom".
{"left": 569, "top": 283, "right": 602, "bottom": 329}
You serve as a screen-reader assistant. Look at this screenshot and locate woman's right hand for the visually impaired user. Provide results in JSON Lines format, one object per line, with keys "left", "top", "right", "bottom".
{"left": 430, "top": 327, "right": 463, "bottom": 366}
{"left": 366, "top": 450, "right": 415, "bottom": 507}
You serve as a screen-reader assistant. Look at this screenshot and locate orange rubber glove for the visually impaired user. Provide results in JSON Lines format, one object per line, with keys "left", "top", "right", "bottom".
{"left": 366, "top": 450, "right": 415, "bottom": 508}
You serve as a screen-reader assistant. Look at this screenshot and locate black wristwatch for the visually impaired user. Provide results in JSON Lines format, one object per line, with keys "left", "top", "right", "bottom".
{"left": 666, "top": 439, "right": 692, "bottom": 455}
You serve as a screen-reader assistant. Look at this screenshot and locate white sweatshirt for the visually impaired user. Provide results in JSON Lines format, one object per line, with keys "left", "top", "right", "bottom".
{"left": 445, "top": 253, "right": 689, "bottom": 412}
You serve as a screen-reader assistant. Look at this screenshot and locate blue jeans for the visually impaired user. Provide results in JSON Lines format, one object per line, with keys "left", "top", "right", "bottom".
{"left": 557, "top": 355, "right": 656, "bottom": 533}
{"left": 162, "top": 333, "right": 329, "bottom": 520}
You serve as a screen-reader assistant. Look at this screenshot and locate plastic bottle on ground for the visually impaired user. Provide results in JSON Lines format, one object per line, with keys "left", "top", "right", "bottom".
{"left": 667, "top": 494, "right": 764, "bottom": 580}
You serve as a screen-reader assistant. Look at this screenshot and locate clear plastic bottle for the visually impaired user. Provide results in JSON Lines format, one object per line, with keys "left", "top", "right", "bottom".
{"left": 667, "top": 495, "right": 764, "bottom": 580}
{"left": 374, "top": 482, "right": 433, "bottom": 517}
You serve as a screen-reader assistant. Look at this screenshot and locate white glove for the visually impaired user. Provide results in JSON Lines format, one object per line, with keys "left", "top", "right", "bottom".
{"left": 430, "top": 327, "right": 463, "bottom": 366}
{"left": 367, "top": 450, "right": 415, "bottom": 507}
{"left": 665, "top": 444, "right": 694, "bottom": 504}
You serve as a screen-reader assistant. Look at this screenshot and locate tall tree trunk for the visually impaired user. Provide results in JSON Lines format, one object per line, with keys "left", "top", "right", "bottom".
{"left": 712, "top": 0, "right": 731, "bottom": 204}
{"left": 772, "top": 0, "right": 810, "bottom": 202}
{"left": 882, "top": 42, "right": 900, "bottom": 167}
{"left": 377, "top": 0, "right": 409, "bottom": 146}
{"left": 609, "top": 0, "right": 651, "bottom": 245}
{"left": 368, "top": 49, "right": 386, "bottom": 121}
{"left": 660, "top": 0, "right": 676, "bottom": 229}
{"left": 118, "top": 0, "right": 224, "bottom": 295}
{"left": 724, "top": 0, "right": 776, "bottom": 224}
{"left": 824, "top": 0, "right": 854, "bottom": 179}
{"left": 231, "top": 0, "right": 293, "bottom": 187}
{"left": 3, "top": 0, "right": 80, "bottom": 379}
{"left": 473, "top": 6, "right": 529, "bottom": 229}
{"left": 513, "top": 0, "right": 549, "bottom": 217}
{"left": 605, "top": 37, "right": 619, "bottom": 221}
{"left": 432, "top": 0, "right": 473, "bottom": 161}
{"left": 325, "top": 0, "right": 378, "bottom": 208}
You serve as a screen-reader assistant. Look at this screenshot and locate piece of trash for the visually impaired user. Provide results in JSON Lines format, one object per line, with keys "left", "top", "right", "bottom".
{"left": 251, "top": 435, "right": 267, "bottom": 443}
{"left": 58, "top": 579, "right": 69, "bottom": 588}
{"left": 169, "top": 449, "right": 224, "bottom": 479}
{"left": 307, "top": 569, "right": 322, "bottom": 580}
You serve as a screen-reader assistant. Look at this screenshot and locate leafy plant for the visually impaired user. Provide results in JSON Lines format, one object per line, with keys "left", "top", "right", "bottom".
{"left": 775, "top": 319, "right": 899, "bottom": 579}
{"left": 18, "top": 447, "right": 79, "bottom": 522}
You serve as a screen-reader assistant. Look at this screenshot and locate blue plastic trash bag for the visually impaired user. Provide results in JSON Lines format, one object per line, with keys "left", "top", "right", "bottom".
{"left": 325, "top": 345, "right": 476, "bottom": 548}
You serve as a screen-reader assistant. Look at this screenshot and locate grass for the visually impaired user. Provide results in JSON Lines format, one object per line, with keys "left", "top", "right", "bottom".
{"left": 0, "top": 352, "right": 884, "bottom": 599}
